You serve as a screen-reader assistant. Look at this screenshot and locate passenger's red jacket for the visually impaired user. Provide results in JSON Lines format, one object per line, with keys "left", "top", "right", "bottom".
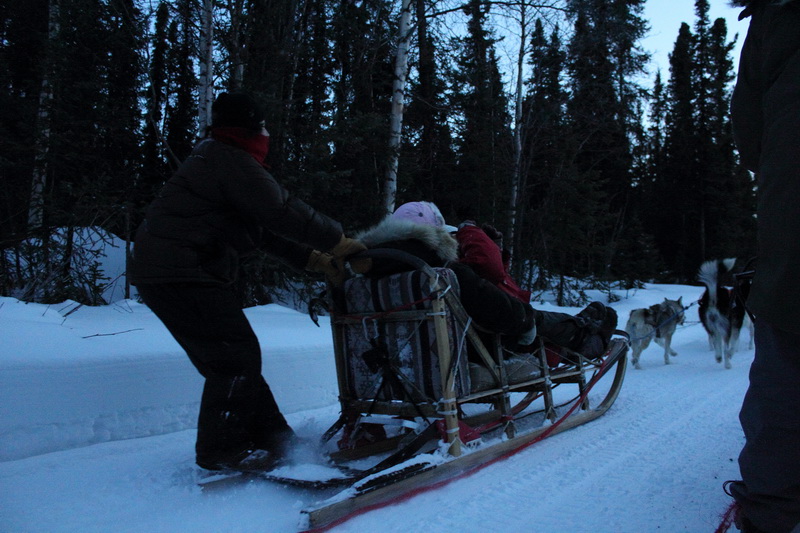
{"left": 456, "top": 224, "right": 532, "bottom": 304}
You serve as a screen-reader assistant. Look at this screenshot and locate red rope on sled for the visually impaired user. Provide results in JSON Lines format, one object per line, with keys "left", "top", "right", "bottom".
{"left": 471, "top": 398, "right": 541, "bottom": 434}
{"left": 714, "top": 501, "right": 740, "bottom": 533}
{"left": 301, "top": 354, "right": 614, "bottom": 533}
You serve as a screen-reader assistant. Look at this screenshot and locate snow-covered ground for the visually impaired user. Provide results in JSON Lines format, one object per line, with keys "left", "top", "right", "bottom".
{"left": 0, "top": 282, "right": 751, "bottom": 532}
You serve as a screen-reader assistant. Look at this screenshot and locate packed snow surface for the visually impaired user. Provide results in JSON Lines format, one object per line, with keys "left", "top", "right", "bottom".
{"left": 0, "top": 283, "right": 751, "bottom": 532}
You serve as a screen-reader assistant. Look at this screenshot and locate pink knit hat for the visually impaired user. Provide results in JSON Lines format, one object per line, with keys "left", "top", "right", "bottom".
{"left": 391, "top": 201, "right": 457, "bottom": 232}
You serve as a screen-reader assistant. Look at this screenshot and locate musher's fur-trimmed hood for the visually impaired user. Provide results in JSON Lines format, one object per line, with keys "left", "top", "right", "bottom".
{"left": 355, "top": 216, "right": 459, "bottom": 263}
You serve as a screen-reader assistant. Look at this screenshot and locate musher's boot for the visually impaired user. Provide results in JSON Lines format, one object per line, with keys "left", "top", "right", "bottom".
{"left": 197, "top": 445, "right": 285, "bottom": 472}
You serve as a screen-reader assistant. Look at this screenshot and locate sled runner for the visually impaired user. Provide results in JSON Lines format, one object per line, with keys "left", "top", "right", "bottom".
{"left": 202, "top": 249, "right": 629, "bottom": 530}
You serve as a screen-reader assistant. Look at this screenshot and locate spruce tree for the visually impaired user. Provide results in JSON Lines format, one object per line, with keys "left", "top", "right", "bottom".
{"left": 448, "top": 0, "right": 513, "bottom": 225}
{"left": 564, "top": 3, "right": 615, "bottom": 276}
{"left": 238, "top": 0, "right": 308, "bottom": 172}
{"left": 644, "top": 71, "right": 666, "bottom": 188}
{"left": 703, "top": 16, "right": 755, "bottom": 261}
{"left": 141, "top": 1, "right": 171, "bottom": 207}
{"left": 653, "top": 22, "right": 696, "bottom": 280}
{"left": 325, "top": 0, "right": 394, "bottom": 230}
{"left": 164, "top": 0, "right": 196, "bottom": 167}
{"left": 519, "top": 19, "right": 568, "bottom": 286}
{"left": 2, "top": 0, "right": 147, "bottom": 302}
{"left": 649, "top": 3, "right": 754, "bottom": 281}
{"left": 102, "top": 0, "right": 144, "bottom": 239}
{"left": 563, "top": 0, "right": 649, "bottom": 278}
{"left": 623, "top": 70, "right": 668, "bottom": 283}
{"left": 400, "top": 0, "right": 457, "bottom": 219}
{"left": 0, "top": 0, "right": 49, "bottom": 243}
{"left": 692, "top": 0, "right": 715, "bottom": 262}
{"left": 280, "top": 0, "right": 336, "bottom": 194}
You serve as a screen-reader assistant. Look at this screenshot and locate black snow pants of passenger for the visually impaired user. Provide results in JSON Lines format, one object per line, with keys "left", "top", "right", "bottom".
{"left": 447, "top": 261, "right": 534, "bottom": 337}
{"left": 136, "top": 283, "right": 292, "bottom": 465}
{"left": 446, "top": 261, "right": 591, "bottom": 349}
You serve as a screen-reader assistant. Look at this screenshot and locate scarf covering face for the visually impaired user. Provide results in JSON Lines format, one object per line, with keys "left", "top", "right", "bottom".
{"left": 211, "top": 126, "right": 270, "bottom": 166}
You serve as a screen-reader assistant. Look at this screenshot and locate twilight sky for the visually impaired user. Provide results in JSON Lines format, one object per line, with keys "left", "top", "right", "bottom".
{"left": 642, "top": 0, "right": 751, "bottom": 82}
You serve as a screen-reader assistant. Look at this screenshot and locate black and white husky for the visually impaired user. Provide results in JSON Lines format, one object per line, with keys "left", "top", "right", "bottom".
{"left": 698, "top": 258, "right": 751, "bottom": 369}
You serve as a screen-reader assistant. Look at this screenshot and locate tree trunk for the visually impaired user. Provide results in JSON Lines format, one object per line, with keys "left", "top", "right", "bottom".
{"left": 507, "top": 4, "right": 529, "bottom": 267}
{"left": 224, "top": 0, "right": 245, "bottom": 89}
{"left": 29, "top": 0, "right": 60, "bottom": 230}
{"left": 383, "top": 0, "right": 413, "bottom": 216}
{"left": 198, "top": 0, "right": 214, "bottom": 134}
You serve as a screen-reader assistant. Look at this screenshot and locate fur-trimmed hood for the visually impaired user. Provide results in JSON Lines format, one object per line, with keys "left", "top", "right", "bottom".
{"left": 356, "top": 216, "right": 459, "bottom": 264}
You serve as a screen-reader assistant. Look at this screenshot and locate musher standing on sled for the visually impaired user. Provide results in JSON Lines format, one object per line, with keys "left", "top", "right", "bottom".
{"left": 726, "top": 1, "right": 800, "bottom": 532}
{"left": 129, "top": 92, "right": 365, "bottom": 472}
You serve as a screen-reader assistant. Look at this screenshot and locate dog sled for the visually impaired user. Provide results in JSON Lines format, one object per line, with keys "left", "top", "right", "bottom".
{"left": 203, "top": 249, "right": 630, "bottom": 530}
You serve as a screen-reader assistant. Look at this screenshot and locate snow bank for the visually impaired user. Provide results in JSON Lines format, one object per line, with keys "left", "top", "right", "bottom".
{"left": 0, "top": 297, "right": 338, "bottom": 461}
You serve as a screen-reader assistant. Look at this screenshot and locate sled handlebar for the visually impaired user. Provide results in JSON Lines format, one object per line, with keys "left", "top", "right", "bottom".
{"left": 346, "top": 248, "right": 438, "bottom": 276}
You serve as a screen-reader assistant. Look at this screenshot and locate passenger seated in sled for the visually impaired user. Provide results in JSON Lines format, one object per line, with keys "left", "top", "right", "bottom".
{"left": 351, "top": 201, "right": 617, "bottom": 361}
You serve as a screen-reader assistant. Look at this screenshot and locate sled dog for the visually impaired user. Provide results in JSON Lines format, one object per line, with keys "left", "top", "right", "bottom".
{"left": 625, "top": 297, "right": 686, "bottom": 370}
{"left": 698, "top": 258, "right": 750, "bottom": 369}
{"left": 712, "top": 313, "right": 754, "bottom": 352}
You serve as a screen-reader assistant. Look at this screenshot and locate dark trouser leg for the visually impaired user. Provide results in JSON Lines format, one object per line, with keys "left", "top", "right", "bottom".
{"left": 535, "top": 310, "right": 590, "bottom": 351}
{"left": 136, "top": 284, "right": 293, "bottom": 463}
{"left": 195, "top": 374, "right": 294, "bottom": 461}
{"left": 732, "top": 319, "right": 800, "bottom": 533}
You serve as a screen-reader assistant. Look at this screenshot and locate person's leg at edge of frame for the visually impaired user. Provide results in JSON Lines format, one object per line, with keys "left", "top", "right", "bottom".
{"left": 732, "top": 319, "right": 800, "bottom": 532}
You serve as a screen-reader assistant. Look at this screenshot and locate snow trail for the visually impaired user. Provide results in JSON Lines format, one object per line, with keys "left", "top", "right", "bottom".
{"left": 0, "top": 285, "right": 750, "bottom": 532}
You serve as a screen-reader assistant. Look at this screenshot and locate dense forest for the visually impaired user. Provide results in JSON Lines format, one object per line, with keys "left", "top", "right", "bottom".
{"left": 0, "top": 0, "right": 756, "bottom": 306}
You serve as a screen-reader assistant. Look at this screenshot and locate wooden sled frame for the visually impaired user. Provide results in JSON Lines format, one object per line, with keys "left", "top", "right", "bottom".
{"left": 322, "top": 249, "right": 629, "bottom": 461}
{"left": 298, "top": 250, "right": 629, "bottom": 529}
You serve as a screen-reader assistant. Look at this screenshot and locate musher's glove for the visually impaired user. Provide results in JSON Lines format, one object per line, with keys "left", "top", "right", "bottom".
{"left": 306, "top": 250, "right": 345, "bottom": 286}
{"left": 329, "top": 235, "right": 370, "bottom": 274}
{"left": 330, "top": 235, "right": 367, "bottom": 258}
{"left": 349, "top": 254, "right": 373, "bottom": 274}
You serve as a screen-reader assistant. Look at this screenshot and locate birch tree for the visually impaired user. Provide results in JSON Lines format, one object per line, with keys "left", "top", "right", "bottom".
{"left": 506, "top": 2, "right": 531, "bottom": 265}
{"left": 217, "top": 0, "right": 246, "bottom": 89}
{"left": 383, "top": 0, "right": 413, "bottom": 215}
{"left": 197, "top": 0, "right": 214, "bottom": 134}
{"left": 28, "top": 0, "right": 60, "bottom": 230}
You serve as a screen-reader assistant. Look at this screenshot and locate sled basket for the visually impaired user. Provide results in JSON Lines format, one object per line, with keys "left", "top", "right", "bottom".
{"left": 338, "top": 266, "right": 471, "bottom": 405}
{"left": 325, "top": 249, "right": 629, "bottom": 455}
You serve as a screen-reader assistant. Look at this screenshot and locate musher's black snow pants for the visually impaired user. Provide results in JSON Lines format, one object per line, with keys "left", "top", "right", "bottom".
{"left": 136, "top": 283, "right": 292, "bottom": 465}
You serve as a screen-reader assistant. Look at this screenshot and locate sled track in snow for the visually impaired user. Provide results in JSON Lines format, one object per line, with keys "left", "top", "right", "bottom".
{"left": 331, "top": 357, "right": 748, "bottom": 533}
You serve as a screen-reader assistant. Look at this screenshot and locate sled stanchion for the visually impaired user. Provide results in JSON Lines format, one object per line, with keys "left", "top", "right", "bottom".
{"left": 431, "top": 278, "right": 462, "bottom": 457}
{"left": 537, "top": 342, "right": 558, "bottom": 423}
{"left": 492, "top": 334, "right": 516, "bottom": 439}
{"left": 330, "top": 294, "right": 351, "bottom": 413}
